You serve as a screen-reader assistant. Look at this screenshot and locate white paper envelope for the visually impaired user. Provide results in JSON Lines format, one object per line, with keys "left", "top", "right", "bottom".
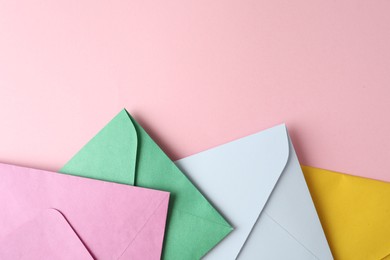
{"left": 175, "top": 124, "right": 333, "bottom": 259}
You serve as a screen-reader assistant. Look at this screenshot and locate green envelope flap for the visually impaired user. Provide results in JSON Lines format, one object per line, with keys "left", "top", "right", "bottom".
{"left": 61, "top": 110, "right": 137, "bottom": 185}
{"left": 165, "top": 209, "right": 233, "bottom": 259}
{"left": 60, "top": 109, "right": 232, "bottom": 259}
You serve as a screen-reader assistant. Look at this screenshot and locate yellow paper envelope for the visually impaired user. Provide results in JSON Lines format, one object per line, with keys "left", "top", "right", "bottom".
{"left": 302, "top": 166, "right": 390, "bottom": 260}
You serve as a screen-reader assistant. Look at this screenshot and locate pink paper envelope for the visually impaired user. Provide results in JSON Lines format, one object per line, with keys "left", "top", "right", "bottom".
{"left": 0, "top": 163, "right": 169, "bottom": 260}
{"left": 0, "top": 209, "right": 93, "bottom": 260}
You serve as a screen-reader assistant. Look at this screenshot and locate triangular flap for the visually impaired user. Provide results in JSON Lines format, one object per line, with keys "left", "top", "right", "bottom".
{"left": 61, "top": 109, "right": 233, "bottom": 259}
{"left": 175, "top": 124, "right": 290, "bottom": 259}
{"left": 0, "top": 162, "right": 169, "bottom": 260}
{"left": 60, "top": 109, "right": 138, "bottom": 185}
{"left": 251, "top": 136, "right": 333, "bottom": 260}
{"left": 0, "top": 209, "right": 93, "bottom": 260}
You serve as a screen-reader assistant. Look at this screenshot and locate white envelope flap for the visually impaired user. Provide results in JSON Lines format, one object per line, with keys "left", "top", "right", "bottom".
{"left": 238, "top": 135, "right": 333, "bottom": 259}
{"left": 176, "top": 124, "right": 289, "bottom": 259}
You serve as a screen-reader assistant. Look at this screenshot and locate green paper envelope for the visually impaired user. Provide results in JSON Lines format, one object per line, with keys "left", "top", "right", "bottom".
{"left": 60, "top": 109, "right": 232, "bottom": 259}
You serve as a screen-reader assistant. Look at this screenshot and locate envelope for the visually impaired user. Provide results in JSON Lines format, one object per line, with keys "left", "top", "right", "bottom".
{"left": 0, "top": 209, "right": 93, "bottom": 260}
{"left": 302, "top": 166, "right": 390, "bottom": 260}
{"left": 60, "top": 109, "right": 232, "bottom": 260}
{"left": 175, "top": 124, "right": 333, "bottom": 259}
{"left": 0, "top": 162, "right": 169, "bottom": 259}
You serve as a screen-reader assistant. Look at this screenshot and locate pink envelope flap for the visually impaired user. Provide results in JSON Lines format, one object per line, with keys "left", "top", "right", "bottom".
{"left": 0, "top": 163, "right": 170, "bottom": 259}
{"left": 0, "top": 209, "right": 93, "bottom": 260}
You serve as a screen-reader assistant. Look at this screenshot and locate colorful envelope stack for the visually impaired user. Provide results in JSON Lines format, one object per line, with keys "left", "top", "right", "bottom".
{"left": 1, "top": 109, "right": 389, "bottom": 260}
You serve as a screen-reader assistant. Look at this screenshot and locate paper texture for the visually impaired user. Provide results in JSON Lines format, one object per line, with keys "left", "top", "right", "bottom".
{"left": 0, "top": 209, "right": 93, "bottom": 260}
{"left": 175, "top": 125, "right": 333, "bottom": 259}
{"left": 303, "top": 166, "right": 390, "bottom": 260}
{"left": 60, "top": 109, "right": 232, "bottom": 260}
{"left": 0, "top": 163, "right": 169, "bottom": 259}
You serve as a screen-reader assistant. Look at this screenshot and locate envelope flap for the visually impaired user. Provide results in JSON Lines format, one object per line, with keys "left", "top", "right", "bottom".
{"left": 0, "top": 209, "right": 93, "bottom": 260}
{"left": 0, "top": 163, "right": 170, "bottom": 260}
{"left": 61, "top": 109, "right": 138, "bottom": 185}
{"left": 61, "top": 109, "right": 233, "bottom": 259}
{"left": 244, "top": 136, "right": 333, "bottom": 260}
{"left": 175, "top": 124, "right": 290, "bottom": 259}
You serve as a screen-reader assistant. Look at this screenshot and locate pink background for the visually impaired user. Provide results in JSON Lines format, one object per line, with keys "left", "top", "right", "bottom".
{"left": 0, "top": 0, "right": 389, "bottom": 181}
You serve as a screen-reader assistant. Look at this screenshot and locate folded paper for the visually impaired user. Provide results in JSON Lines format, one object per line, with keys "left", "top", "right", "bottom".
{"left": 0, "top": 163, "right": 169, "bottom": 259}
{"left": 60, "top": 109, "right": 232, "bottom": 260}
{"left": 302, "top": 166, "right": 390, "bottom": 260}
{"left": 175, "top": 125, "right": 333, "bottom": 259}
{"left": 0, "top": 209, "right": 93, "bottom": 260}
